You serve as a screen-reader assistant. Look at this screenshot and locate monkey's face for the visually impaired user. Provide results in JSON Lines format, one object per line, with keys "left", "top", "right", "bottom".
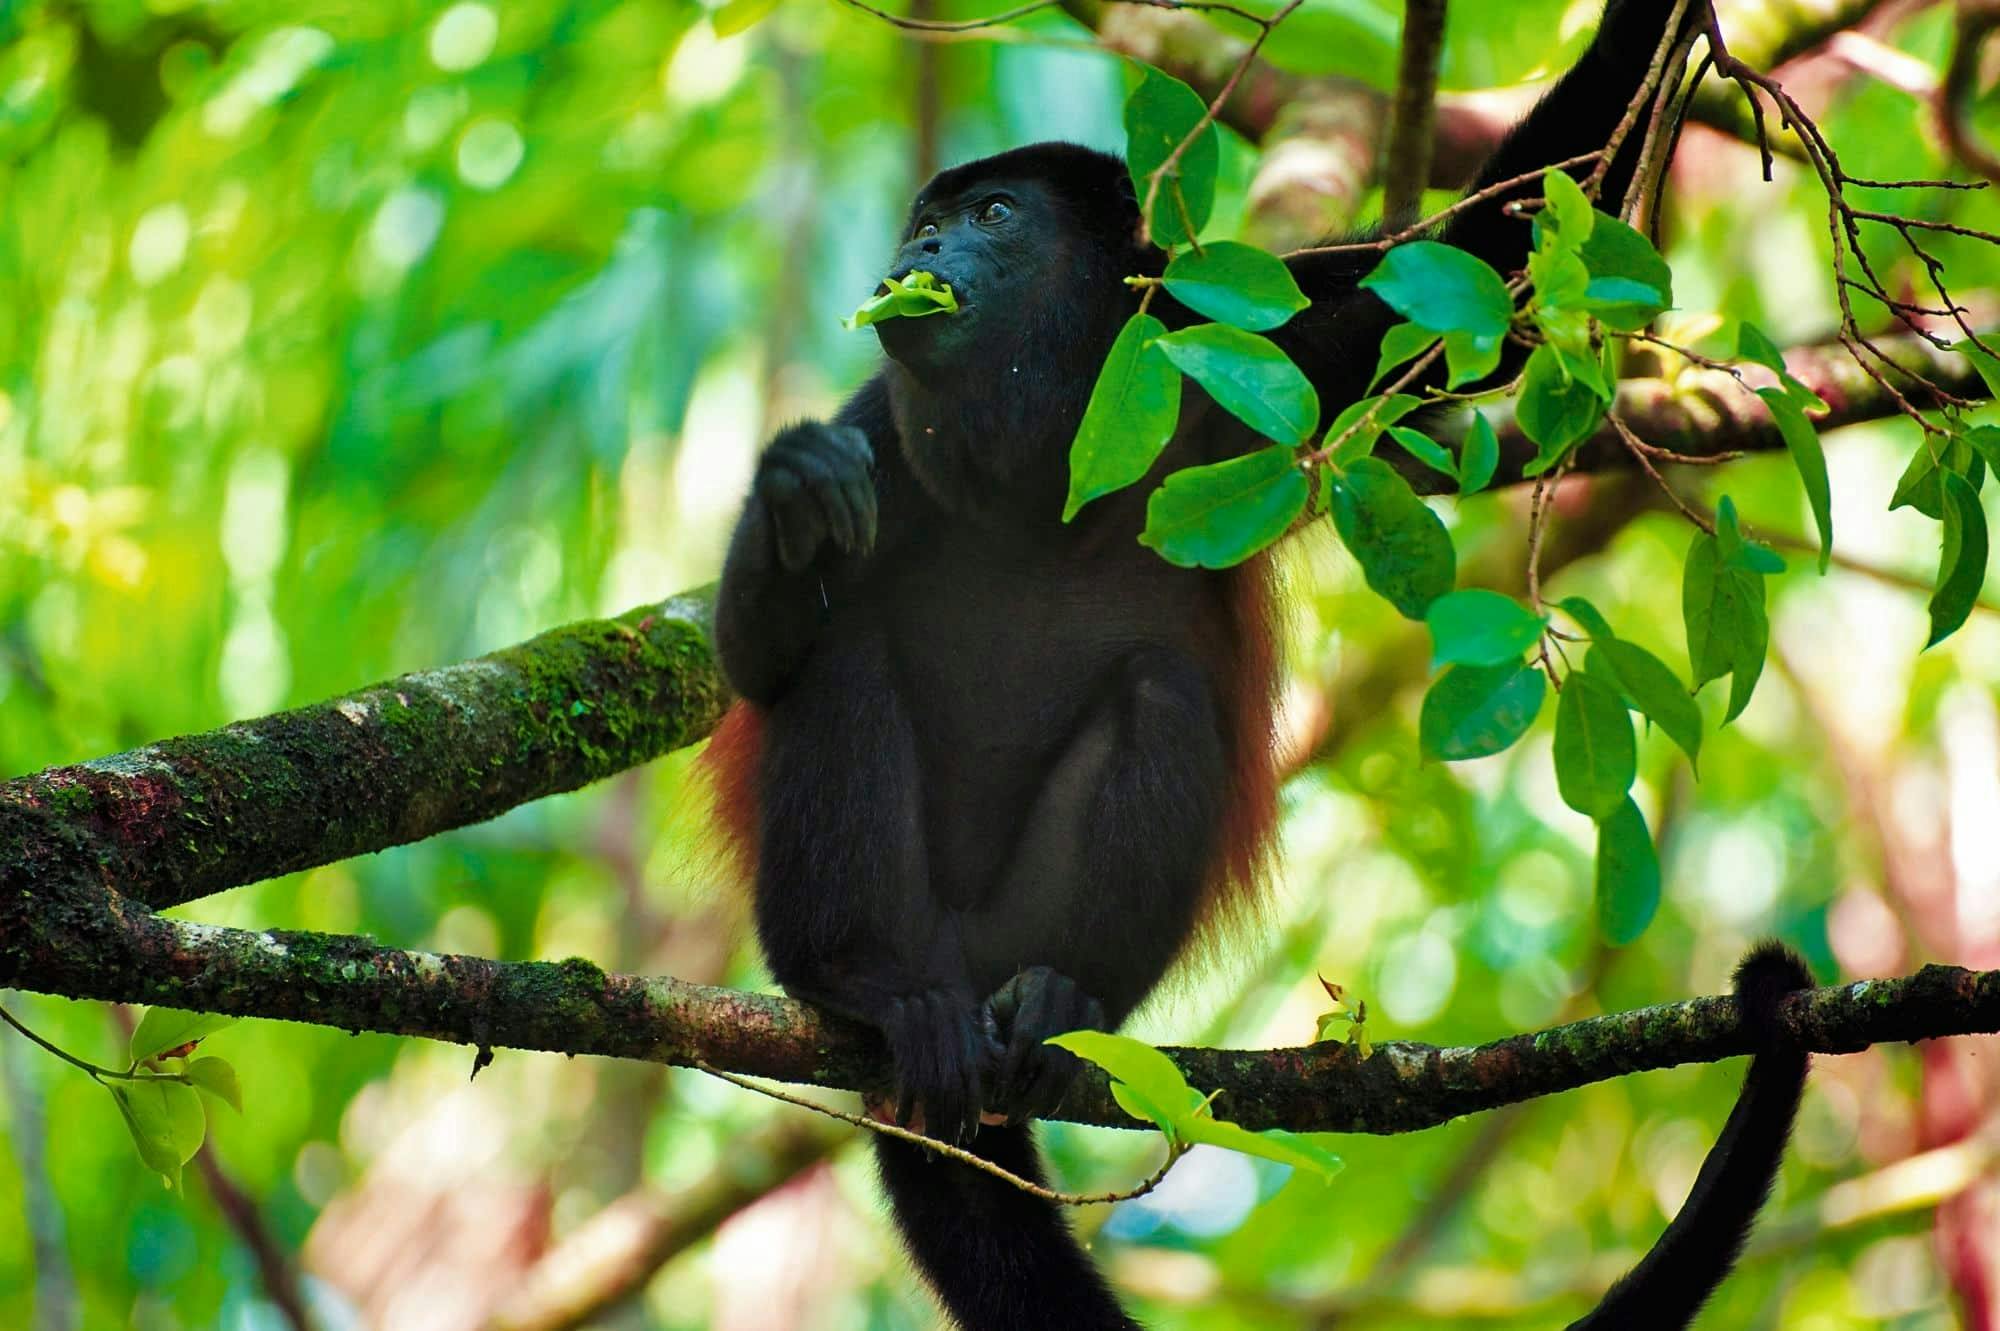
{"left": 872, "top": 172, "right": 1122, "bottom": 379}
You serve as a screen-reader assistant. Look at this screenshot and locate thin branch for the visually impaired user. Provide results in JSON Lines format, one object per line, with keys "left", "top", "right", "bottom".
{"left": 695, "top": 1060, "right": 1183, "bottom": 1205}
{"left": 1380, "top": 0, "right": 1448, "bottom": 231}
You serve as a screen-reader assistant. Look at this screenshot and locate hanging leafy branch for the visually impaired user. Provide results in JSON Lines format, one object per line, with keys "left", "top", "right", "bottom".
{"left": 834, "top": 0, "right": 2000, "bottom": 945}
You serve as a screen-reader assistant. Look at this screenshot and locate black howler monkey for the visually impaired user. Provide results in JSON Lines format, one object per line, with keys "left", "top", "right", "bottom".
{"left": 706, "top": 1, "right": 1812, "bottom": 1326}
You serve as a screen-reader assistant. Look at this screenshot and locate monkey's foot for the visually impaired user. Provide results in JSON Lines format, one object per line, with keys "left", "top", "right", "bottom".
{"left": 982, "top": 966, "right": 1106, "bottom": 1124}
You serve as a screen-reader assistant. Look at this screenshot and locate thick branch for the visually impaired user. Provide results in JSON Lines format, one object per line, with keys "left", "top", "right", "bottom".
{"left": 0, "top": 591, "right": 727, "bottom": 912}
{"left": 3, "top": 879, "right": 1995, "bottom": 1135}
{"left": 486, "top": 1117, "right": 845, "bottom": 1331}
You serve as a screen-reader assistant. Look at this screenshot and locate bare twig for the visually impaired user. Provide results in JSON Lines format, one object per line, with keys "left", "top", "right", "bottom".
{"left": 693, "top": 1060, "right": 1184, "bottom": 1205}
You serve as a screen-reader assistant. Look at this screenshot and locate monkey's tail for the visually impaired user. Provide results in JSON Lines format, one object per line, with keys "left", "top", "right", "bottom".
{"left": 875, "top": 1125, "right": 1141, "bottom": 1331}
{"left": 1566, "top": 940, "right": 1814, "bottom": 1331}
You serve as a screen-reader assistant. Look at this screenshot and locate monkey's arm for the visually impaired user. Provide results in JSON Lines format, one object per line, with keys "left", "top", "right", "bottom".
{"left": 714, "top": 376, "right": 892, "bottom": 704}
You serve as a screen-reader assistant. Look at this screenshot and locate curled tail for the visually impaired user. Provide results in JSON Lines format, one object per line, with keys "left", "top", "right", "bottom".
{"left": 1568, "top": 940, "right": 1814, "bottom": 1331}
{"left": 875, "top": 1125, "right": 1140, "bottom": 1331}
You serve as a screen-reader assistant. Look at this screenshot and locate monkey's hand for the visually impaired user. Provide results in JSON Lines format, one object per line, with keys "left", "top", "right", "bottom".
{"left": 981, "top": 966, "right": 1106, "bottom": 1125}
{"left": 751, "top": 422, "right": 879, "bottom": 572}
{"left": 879, "top": 987, "right": 997, "bottom": 1147}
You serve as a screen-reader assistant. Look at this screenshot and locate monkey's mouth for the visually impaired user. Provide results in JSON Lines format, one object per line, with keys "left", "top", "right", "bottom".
{"left": 880, "top": 270, "right": 971, "bottom": 310}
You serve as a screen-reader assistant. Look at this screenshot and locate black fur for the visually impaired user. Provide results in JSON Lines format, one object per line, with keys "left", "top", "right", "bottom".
{"left": 1568, "top": 942, "right": 1815, "bottom": 1330}
{"left": 712, "top": 3, "right": 1800, "bottom": 1326}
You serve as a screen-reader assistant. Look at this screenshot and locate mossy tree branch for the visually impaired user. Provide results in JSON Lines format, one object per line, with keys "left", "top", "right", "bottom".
{"left": 0, "top": 591, "right": 726, "bottom": 913}
{"left": 2, "top": 859, "right": 1998, "bottom": 1134}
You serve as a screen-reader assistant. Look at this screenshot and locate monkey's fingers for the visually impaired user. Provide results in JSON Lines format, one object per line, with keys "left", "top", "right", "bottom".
{"left": 760, "top": 467, "right": 829, "bottom": 572}
{"left": 776, "top": 448, "right": 861, "bottom": 554}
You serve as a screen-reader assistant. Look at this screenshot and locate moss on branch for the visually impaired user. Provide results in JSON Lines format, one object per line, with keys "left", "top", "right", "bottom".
{"left": 4, "top": 880, "right": 1994, "bottom": 1135}
{"left": 0, "top": 591, "right": 727, "bottom": 912}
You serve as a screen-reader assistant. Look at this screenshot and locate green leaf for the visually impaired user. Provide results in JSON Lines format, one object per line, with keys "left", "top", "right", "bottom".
{"left": 1459, "top": 414, "right": 1500, "bottom": 494}
{"left": 1927, "top": 470, "right": 1988, "bottom": 649}
{"left": 1387, "top": 426, "right": 1457, "bottom": 480}
{"left": 1440, "top": 329, "right": 1505, "bottom": 389}
{"left": 1370, "top": 321, "right": 1441, "bottom": 391}
{"left": 1425, "top": 589, "right": 1547, "bottom": 668}
{"left": 1517, "top": 343, "right": 1604, "bottom": 458}
{"left": 1161, "top": 242, "right": 1310, "bottom": 331}
{"left": 1757, "top": 387, "right": 1832, "bottom": 574}
{"left": 1714, "top": 495, "right": 1786, "bottom": 575}
{"left": 109, "top": 1078, "right": 206, "bottom": 1191}
{"left": 130, "top": 1008, "right": 237, "bottom": 1067}
{"left": 185, "top": 1057, "right": 243, "bottom": 1114}
{"left": 1956, "top": 338, "right": 2000, "bottom": 399}
{"left": 1360, "top": 242, "right": 1513, "bottom": 339}
{"left": 1176, "top": 1117, "right": 1344, "bottom": 1181}
{"left": 1047, "top": 1031, "right": 1194, "bottom": 1130}
{"left": 1683, "top": 532, "right": 1769, "bottom": 722}
{"left": 1736, "top": 322, "right": 1826, "bottom": 411}
{"left": 1576, "top": 212, "right": 1671, "bottom": 330}
{"left": 1326, "top": 393, "right": 1423, "bottom": 466}
{"left": 1530, "top": 249, "right": 1591, "bottom": 313}
{"left": 1141, "top": 445, "right": 1308, "bottom": 568}
{"left": 1419, "top": 662, "right": 1547, "bottom": 761}
{"left": 1124, "top": 68, "right": 1220, "bottom": 247}
{"left": 1327, "top": 457, "right": 1456, "bottom": 618}
{"left": 1587, "top": 641, "right": 1701, "bottom": 772}
{"left": 841, "top": 271, "right": 959, "bottom": 330}
{"left": 1554, "top": 671, "right": 1637, "bottom": 818}
{"left": 1155, "top": 324, "right": 1320, "bottom": 445}
{"left": 1595, "top": 796, "right": 1662, "bottom": 944}
{"left": 712, "top": 0, "right": 781, "bottom": 36}
{"left": 1065, "top": 313, "right": 1182, "bottom": 520}
{"left": 1537, "top": 169, "right": 1594, "bottom": 250}
{"left": 1962, "top": 424, "right": 2000, "bottom": 477}
{"left": 1555, "top": 594, "right": 1614, "bottom": 641}
{"left": 1890, "top": 436, "right": 1982, "bottom": 520}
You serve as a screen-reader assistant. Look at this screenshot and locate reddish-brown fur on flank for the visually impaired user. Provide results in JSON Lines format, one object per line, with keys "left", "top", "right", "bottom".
{"left": 699, "top": 700, "right": 764, "bottom": 878}
{"left": 695, "top": 557, "right": 1283, "bottom": 943}
{"left": 1205, "top": 552, "right": 1283, "bottom": 936}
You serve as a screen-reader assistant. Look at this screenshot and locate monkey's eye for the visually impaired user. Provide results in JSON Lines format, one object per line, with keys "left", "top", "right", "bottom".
{"left": 976, "top": 199, "right": 1012, "bottom": 225}
{"left": 915, "top": 220, "right": 939, "bottom": 239}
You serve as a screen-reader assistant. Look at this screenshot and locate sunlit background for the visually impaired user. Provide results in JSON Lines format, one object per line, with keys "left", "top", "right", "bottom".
{"left": 3, "top": 0, "right": 2000, "bottom": 1327}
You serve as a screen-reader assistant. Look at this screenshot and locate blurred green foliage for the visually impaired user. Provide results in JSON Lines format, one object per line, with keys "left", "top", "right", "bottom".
{"left": 2, "top": 0, "right": 1998, "bottom": 1328}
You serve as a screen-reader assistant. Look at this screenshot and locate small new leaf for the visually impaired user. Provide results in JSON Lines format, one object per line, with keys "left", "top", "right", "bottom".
{"left": 1458, "top": 414, "right": 1500, "bottom": 494}
{"left": 130, "top": 1007, "right": 238, "bottom": 1068}
{"left": 841, "top": 271, "right": 959, "bottom": 330}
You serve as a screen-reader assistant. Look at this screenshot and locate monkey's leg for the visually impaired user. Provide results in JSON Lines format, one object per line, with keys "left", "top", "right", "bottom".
{"left": 964, "top": 646, "right": 1227, "bottom": 1122}
{"left": 755, "top": 632, "right": 996, "bottom": 1145}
